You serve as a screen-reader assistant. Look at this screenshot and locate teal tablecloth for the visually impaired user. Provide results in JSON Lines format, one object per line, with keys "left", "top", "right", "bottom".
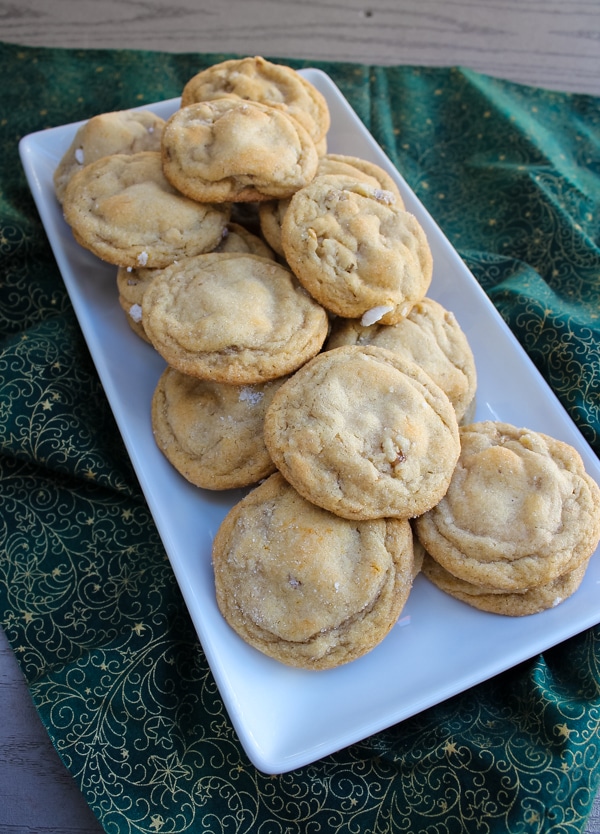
{"left": 1, "top": 40, "right": 599, "bottom": 833}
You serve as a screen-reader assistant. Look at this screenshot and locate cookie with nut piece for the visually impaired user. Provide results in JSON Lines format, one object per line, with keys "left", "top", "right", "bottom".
{"left": 281, "top": 175, "right": 432, "bottom": 323}
{"left": 151, "top": 366, "right": 286, "bottom": 490}
{"left": 326, "top": 297, "right": 477, "bottom": 424}
{"left": 259, "top": 153, "right": 404, "bottom": 257}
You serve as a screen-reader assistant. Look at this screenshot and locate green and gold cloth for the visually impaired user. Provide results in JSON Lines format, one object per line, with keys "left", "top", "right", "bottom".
{"left": 1, "top": 40, "right": 600, "bottom": 833}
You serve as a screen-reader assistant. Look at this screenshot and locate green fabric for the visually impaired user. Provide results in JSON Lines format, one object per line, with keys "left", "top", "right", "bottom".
{"left": 1, "top": 39, "right": 599, "bottom": 834}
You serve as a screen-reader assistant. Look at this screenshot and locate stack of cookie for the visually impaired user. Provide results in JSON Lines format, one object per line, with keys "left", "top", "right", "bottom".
{"left": 55, "top": 55, "right": 600, "bottom": 670}
{"left": 413, "top": 421, "right": 600, "bottom": 616}
{"left": 56, "top": 57, "right": 335, "bottom": 493}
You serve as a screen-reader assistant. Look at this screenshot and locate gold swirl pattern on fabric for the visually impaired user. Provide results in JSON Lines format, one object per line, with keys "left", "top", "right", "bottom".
{"left": 0, "top": 42, "right": 599, "bottom": 834}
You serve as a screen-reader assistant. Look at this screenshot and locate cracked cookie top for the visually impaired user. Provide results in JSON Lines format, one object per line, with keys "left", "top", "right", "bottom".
{"left": 212, "top": 472, "right": 415, "bottom": 669}
{"left": 264, "top": 344, "right": 460, "bottom": 520}
{"left": 161, "top": 98, "right": 319, "bottom": 202}
{"left": 281, "top": 175, "right": 432, "bottom": 323}
{"left": 62, "top": 150, "right": 230, "bottom": 268}
{"left": 414, "top": 421, "right": 600, "bottom": 592}
{"left": 53, "top": 108, "right": 165, "bottom": 203}
{"left": 141, "top": 252, "right": 329, "bottom": 384}
{"left": 180, "top": 56, "right": 330, "bottom": 145}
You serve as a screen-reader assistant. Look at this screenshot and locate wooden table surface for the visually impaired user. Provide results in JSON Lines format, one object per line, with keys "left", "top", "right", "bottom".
{"left": 1, "top": 1, "right": 600, "bottom": 832}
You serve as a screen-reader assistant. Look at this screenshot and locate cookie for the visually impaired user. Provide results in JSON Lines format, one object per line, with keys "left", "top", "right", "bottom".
{"left": 257, "top": 197, "right": 292, "bottom": 258}
{"left": 263, "top": 345, "right": 460, "bottom": 520}
{"left": 152, "top": 366, "right": 285, "bottom": 490}
{"left": 141, "top": 252, "right": 329, "bottom": 384}
{"left": 212, "top": 472, "right": 416, "bottom": 669}
{"left": 213, "top": 222, "right": 275, "bottom": 259}
{"left": 413, "top": 421, "right": 600, "bottom": 592}
{"left": 62, "top": 151, "right": 230, "bottom": 268}
{"left": 53, "top": 108, "right": 165, "bottom": 203}
{"left": 412, "top": 535, "right": 426, "bottom": 578}
{"left": 160, "top": 98, "right": 319, "bottom": 202}
{"left": 180, "top": 56, "right": 330, "bottom": 145}
{"left": 116, "top": 265, "right": 157, "bottom": 340}
{"left": 421, "top": 552, "right": 590, "bottom": 616}
{"left": 259, "top": 153, "right": 404, "bottom": 257}
{"left": 316, "top": 154, "right": 403, "bottom": 202}
{"left": 326, "top": 297, "right": 477, "bottom": 423}
{"left": 117, "top": 296, "right": 147, "bottom": 341}
{"left": 116, "top": 219, "right": 275, "bottom": 340}
{"left": 281, "top": 175, "right": 432, "bottom": 323}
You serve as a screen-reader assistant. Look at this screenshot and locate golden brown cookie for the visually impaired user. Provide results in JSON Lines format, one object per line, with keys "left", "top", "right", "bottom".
{"left": 412, "top": 535, "right": 426, "bottom": 578}
{"left": 53, "top": 108, "right": 165, "bottom": 203}
{"left": 151, "top": 366, "right": 285, "bottom": 490}
{"left": 117, "top": 292, "right": 149, "bottom": 341}
{"left": 259, "top": 153, "right": 404, "bottom": 257}
{"left": 62, "top": 151, "right": 230, "bottom": 268}
{"left": 117, "top": 265, "right": 155, "bottom": 307}
{"left": 281, "top": 175, "right": 432, "bottom": 323}
{"left": 116, "top": 265, "right": 157, "bottom": 341}
{"left": 141, "top": 252, "right": 329, "bottom": 384}
{"left": 161, "top": 98, "right": 319, "bottom": 202}
{"left": 257, "top": 198, "right": 292, "bottom": 258}
{"left": 413, "top": 421, "right": 600, "bottom": 592}
{"left": 180, "top": 56, "right": 330, "bottom": 145}
{"left": 116, "top": 220, "right": 274, "bottom": 340}
{"left": 421, "top": 552, "right": 590, "bottom": 616}
{"left": 212, "top": 472, "right": 416, "bottom": 669}
{"left": 213, "top": 222, "right": 275, "bottom": 259}
{"left": 326, "top": 297, "right": 477, "bottom": 423}
{"left": 264, "top": 345, "right": 460, "bottom": 520}
{"left": 317, "top": 154, "right": 403, "bottom": 202}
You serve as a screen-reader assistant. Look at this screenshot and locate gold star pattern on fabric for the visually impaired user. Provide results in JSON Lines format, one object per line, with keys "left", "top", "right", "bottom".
{"left": 1, "top": 43, "right": 599, "bottom": 834}
{"left": 556, "top": 723, "right": 573, "bottom": 739}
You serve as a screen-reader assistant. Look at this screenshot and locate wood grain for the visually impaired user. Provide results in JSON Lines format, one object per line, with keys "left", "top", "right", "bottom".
{"left": 2, "top": 0, "right": 600, "bottom": 94}
{"left": 0, "top": 628, "right": 103, "bottom": 832}
{"left": 1, "top": 1, "right": 600, "bottom": 831}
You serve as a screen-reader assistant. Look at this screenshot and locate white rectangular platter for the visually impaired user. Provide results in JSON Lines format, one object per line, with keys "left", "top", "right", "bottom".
{"left": 19, "top": 69, "right": 600, "bottom": 774}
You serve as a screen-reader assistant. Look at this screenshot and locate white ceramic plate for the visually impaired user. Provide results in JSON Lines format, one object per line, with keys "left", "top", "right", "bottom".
{"left": 20, "top": 69, "right": 600, "bottom": 775}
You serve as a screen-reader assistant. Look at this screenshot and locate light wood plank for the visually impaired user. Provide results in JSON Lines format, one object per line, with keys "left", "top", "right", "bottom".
{"left": 1, "top": 0, "right": 599, "bottom": 94}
